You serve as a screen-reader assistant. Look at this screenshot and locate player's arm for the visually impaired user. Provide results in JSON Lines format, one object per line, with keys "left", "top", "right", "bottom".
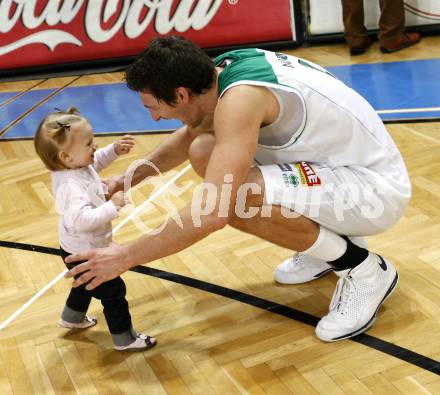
{"left": 65, "top": 86, "right": 268, "bottom": 289}
{"left": 122, "top": 85, "right": 267, "bottom": 265}
{"left": 127, "top": 125, "right": 193, "bottom": 187}
{"left": 105, "top": 125, "right": 194, "bottom": 195}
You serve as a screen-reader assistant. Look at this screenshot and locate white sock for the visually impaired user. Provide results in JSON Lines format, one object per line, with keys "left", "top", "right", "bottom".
{"left": 302, "top": 226, "right": 347, "bottom": 262}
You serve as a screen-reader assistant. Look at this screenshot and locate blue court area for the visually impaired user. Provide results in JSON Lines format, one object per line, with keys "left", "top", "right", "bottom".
{"left": 0, "top": 84, "right": 182, "bottom": 140}
{"left": 1, "top": 58, "right": 439, "bottom": 139}
{"left": 327, "top": 58, "right": 440, "bottom": 122}
{"left": 0, "top": 91, "right": 19, "bottom": 106}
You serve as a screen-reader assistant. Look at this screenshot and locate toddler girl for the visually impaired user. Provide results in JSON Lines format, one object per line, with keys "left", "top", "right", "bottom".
{"left": 34, "top": 107, "right": 156, "bottom": 351}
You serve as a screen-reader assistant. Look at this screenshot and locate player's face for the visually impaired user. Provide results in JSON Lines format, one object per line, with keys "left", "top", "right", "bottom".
{"left": 139, "top": 90, "right": 206, "bottom": 129}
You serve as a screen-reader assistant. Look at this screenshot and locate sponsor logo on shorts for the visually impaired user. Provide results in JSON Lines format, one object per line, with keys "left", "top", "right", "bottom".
{"left": 282, "top": 173, "right": 299, "bottom": 187}
{"left": 295, "top": 162, "right": 321, "bottom": 187}
{"left": 276, "top": 52, "right": 295, "bottom": 68}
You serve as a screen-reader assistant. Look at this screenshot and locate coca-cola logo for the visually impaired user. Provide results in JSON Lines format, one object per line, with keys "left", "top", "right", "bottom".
{"left": 0, "top": 0, "right": 224, "bottom": 56}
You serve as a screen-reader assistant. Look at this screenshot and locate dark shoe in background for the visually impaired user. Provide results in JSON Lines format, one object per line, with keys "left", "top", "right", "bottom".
{"left": 349, "top": 37, "right": 372, "bottom": 56}
{"left": 380, "top": 32, "right": 421, "bottom": 53}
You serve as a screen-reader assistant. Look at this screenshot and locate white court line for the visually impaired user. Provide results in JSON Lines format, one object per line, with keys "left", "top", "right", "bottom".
{"left": 399, "top": 125, "right": 440, "bottom": 145}
{"left": 377, "top": 106, "right": 440, "bottom": 114}
{"left": 113, "top": 163, "right": 192, "bottom": 234}
{"left": 0, "top": 269, "right": 68, "bottom": 331}
{"left": 0, "top": 163, "right": 193, "bottom": 331}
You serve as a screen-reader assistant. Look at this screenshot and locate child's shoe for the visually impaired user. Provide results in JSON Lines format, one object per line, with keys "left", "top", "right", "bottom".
{"left": 114, "top": 333, "right": 157, "bottom": 351}
{"left": 58, "top": 315, "right": 97, "bottom": 329}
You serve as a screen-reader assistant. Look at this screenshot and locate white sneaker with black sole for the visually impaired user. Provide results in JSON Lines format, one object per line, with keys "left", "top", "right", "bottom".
{"left": 315, "top": 253, "right": 398, "bottom": 342}
{"left": 274, "top": 236, "right": 368, "bottom": 285}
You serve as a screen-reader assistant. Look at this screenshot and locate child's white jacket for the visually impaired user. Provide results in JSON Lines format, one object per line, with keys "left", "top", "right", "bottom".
{"left": 51, "top": 144, "right": 120, "bottom": 254}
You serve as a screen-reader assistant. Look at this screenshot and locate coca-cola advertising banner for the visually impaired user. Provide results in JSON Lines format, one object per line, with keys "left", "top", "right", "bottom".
{"left": 0, "top": 0, "right": 300, "bottom": 73}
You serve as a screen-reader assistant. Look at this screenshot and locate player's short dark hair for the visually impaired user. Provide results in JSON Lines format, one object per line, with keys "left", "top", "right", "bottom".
{"left": 125, "top": 36, "right": 215, "bottom": 105}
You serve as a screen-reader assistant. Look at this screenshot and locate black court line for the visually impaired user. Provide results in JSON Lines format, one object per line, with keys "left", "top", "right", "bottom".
{"left": 1, "top": 240, "right": 439, "bottom": 376}
{"left": 383, "top": 117, "right": 440, "bottom": 124}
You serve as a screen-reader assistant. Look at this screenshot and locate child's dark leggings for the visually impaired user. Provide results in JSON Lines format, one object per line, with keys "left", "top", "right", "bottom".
{"left": 60, "top": 247, "right": 132, "bottom": 334}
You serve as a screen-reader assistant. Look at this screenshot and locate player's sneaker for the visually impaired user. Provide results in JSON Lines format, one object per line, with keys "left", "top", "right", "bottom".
{"left": 274, "top": 236, "right": 368, "bottom": 284}
{"left": 315, "top": 253, "right": 398, "bottom": 341}
{"left": 274, "top": 252, "right": 332, "bottom": 284}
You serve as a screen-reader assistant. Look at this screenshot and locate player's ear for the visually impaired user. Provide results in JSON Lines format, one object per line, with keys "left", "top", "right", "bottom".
{"left": 175, "top": 87, "right": 191, "bottom": 103}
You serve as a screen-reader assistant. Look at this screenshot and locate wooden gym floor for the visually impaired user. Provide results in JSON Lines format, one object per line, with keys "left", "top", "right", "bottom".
{"left": 0, "top": 36, "right": 439, "bottom": 394}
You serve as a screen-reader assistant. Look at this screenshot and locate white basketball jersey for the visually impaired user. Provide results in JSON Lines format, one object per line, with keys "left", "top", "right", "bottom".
{"left": 215, "top": 49, "right": 411, "bottom": 198}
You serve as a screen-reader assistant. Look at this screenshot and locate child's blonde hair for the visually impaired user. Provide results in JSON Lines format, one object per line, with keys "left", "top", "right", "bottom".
{"left": 34, "top": 107, "right": 87, "bottom": 171}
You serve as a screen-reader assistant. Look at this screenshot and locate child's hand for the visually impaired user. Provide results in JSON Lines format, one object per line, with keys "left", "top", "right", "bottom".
{"left": 114, "top": 135, "right": 135, "bottom": 155}
{"left": 110, "top": 191, "right": 126, "bottom": 209}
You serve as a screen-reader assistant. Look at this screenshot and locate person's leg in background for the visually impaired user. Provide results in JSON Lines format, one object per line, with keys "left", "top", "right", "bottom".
{"left": 341, "top": 0, "right": 372, "bottom": 55}
{"left": 378, "top": 0, "right": 421, "bottom": 53}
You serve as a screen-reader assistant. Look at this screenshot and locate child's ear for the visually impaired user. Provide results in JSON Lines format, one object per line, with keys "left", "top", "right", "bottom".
{"left": 58, "top": 150, "right": 71, "bottom": 164}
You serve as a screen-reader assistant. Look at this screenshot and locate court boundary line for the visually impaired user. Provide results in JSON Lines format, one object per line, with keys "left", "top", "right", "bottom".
{"left": 382, "top": 117, "right": 440, "bottom": 124}
{"left": 0, "top": 240, "right": 439, "bottom": 376}
{"left": 377, "top": 107, "right": 440, "bottom": 114}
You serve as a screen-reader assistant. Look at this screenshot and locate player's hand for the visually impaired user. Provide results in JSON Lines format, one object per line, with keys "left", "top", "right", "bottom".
{"left": 65, "top": 244, "right": 132, "bottom": 290}
{"left": 114, "top": 135, "right": 135, "bottom": 155}
{"left": 102, "top": 175, "right": 124, "bottom": 200}
{"left": 110, "top": 191, "right": 126, "bottom": 209}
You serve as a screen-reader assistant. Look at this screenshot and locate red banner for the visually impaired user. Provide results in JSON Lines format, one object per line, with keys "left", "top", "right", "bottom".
{"left": 0, "top": 0, "right": 298, "bottom": 71}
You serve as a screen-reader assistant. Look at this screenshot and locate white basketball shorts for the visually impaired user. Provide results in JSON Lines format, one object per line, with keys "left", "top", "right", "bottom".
{"left": 258, "top": 161, "right": 409, "bottom": 236}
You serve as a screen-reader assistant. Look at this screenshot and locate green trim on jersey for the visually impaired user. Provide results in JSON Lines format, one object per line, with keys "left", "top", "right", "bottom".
{"left": 215, "top": 49, "right": 279, "bottom": 96}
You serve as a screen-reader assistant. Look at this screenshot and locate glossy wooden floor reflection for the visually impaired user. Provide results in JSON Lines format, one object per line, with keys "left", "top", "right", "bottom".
{"left": 0, "top": 37, "right": 439, "bottom": 394}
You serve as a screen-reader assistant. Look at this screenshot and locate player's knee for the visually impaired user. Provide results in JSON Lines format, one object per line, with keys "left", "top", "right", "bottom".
{"left": 189, "top": 133, "right": 215, "bottom": 177}
{"left": 242, "top": 167, "right": 265, "bottom": 207}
